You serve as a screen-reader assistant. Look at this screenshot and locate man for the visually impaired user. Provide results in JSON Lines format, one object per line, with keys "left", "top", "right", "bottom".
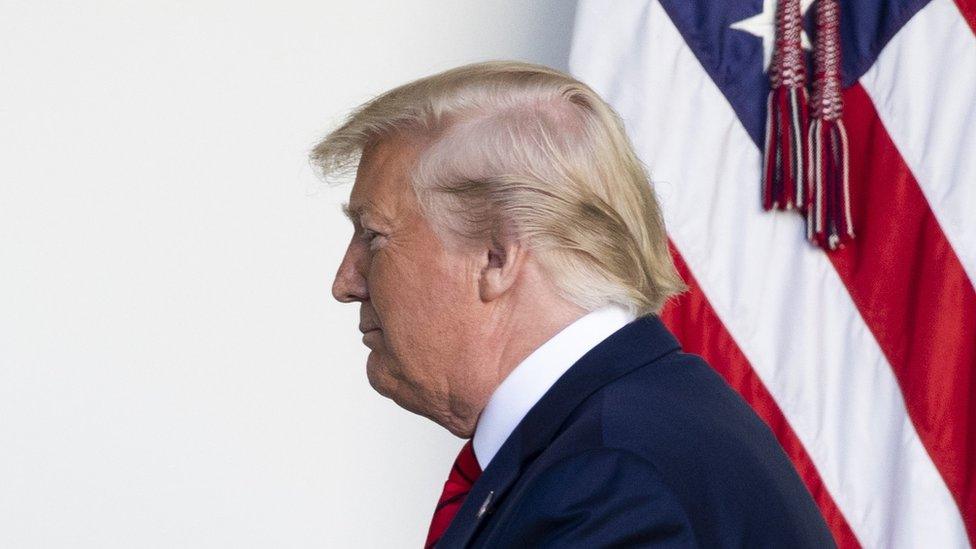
{"left": 314, "top": 61, "right": 835, "bottom": 547}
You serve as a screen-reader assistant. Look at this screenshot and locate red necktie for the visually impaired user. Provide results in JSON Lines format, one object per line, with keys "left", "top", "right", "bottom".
{"left": 424, "top": 439, "right": 483, "bottom": 548}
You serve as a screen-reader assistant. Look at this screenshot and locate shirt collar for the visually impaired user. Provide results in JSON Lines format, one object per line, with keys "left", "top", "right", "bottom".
{"left": 471, "top": 304, "right": 637, "bottom": 469}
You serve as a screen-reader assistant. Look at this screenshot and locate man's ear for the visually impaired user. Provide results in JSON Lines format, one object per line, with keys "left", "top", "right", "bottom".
{"left": 479, "top": 234, "right": 526, "bottom": 303}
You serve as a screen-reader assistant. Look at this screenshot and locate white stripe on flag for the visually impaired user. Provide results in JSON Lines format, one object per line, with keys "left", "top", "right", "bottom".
{"left": 859, "top": 0, "right": 976, "bottom": 287}
{"left": 569, "top": 1, "right": 969, "bottom": 547}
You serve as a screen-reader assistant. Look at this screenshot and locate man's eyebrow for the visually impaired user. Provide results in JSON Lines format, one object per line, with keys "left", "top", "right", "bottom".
{"left": 341, "top": 202, "right": 361, "bottom": 224}
{"left": 341, "top": 201, "right": 389, "bottom": 225}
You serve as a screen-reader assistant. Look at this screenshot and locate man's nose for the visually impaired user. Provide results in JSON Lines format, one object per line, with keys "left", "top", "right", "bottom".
{"left": 332, "top": 243, "right": 369, "bottom": 303}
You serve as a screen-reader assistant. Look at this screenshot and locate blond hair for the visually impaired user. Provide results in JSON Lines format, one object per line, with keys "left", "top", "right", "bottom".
{"left": 310, "top": 60, "right": 684, "bottom": 316}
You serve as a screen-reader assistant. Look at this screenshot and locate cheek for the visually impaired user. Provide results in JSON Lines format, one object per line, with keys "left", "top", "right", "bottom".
{"left": 366, "top": 244, "right": 477, "bottom": 365}
{"left": 370, "top": 251, "right": 451, "bottom": 325}
{"left": 387, "top": 275, "right": 464, "bottom": 344}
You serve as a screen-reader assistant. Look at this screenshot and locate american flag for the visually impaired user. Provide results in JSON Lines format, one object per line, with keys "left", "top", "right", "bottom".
{"left": 570, "top": 0, "right": 975, "bottom": 547}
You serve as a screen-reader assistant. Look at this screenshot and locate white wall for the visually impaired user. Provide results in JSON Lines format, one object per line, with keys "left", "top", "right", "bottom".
{"left": 0, "top": 1, "right": 576, "bottom": 546}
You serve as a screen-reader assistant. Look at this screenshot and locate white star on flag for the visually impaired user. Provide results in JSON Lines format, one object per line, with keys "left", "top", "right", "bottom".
{"left": 730, "top": 0, "right": 815, "bottom": 71}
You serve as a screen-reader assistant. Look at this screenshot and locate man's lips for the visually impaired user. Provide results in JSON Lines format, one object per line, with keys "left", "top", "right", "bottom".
{"left": 360, "top": 326, "right": 381, "bottom": 347}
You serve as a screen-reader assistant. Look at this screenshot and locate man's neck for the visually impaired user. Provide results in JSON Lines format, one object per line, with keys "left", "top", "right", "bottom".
{"left": 453, "top": 297, "right": 586, "bottom": 438}
{"left": 491, "top": 304, "right": 587, "bottom": 391}
{"left": 471, "top": 304, "right": 638, "bottom": 468}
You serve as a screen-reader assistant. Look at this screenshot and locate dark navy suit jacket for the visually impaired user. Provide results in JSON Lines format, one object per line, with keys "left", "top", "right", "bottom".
{"left": 437, "top": 315, "right": 835, "bottom": 548}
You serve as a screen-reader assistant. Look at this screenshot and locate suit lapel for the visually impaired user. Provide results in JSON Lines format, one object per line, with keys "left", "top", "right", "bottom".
{"left": 435, "top": 431, "right": 523, "bottom": 548}
{"left": 436, "top": 315, "right": 680, "bottom": 548}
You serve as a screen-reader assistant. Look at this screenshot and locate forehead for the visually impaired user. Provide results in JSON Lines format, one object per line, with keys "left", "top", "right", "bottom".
{"left": 344, "top": 137, "right": 421, "bottom": 224}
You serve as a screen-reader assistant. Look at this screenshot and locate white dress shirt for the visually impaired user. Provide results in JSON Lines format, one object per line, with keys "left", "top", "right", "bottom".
{"left": 471, "top": 304, "right": 638, "bottom": 469}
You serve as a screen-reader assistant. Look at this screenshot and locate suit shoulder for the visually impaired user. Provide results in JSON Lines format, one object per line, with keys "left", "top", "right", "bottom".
{"left": 598, "top": 349, "right": 788, "bottom": 477}
{"left": 603, "top": 350, "right": 770, "bottom": 448}
{"left": 591, "top": 351, "right": 835, "bottom": 547}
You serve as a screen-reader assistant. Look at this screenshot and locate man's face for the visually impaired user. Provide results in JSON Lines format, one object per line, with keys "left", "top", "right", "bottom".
{"left": 332, "top": 137, "right": 488, "bottom": 431}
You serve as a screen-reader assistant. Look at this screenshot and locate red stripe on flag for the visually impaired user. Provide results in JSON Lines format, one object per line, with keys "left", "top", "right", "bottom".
{"left": 661, "top": 244, "right": 861, "bottom": 549}
{"left": 953, "top": 0, "right": 976, "bottom": 35}
{"left": 830, "top": 83, "right": 976, "bottom": 543}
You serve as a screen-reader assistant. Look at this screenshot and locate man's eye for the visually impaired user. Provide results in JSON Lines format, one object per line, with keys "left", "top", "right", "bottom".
{"left": 360, "top": 228, "right": 384, "bottom": 248}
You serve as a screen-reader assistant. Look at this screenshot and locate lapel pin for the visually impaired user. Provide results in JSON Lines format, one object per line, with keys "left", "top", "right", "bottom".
{"left": 476, "top": 490, "right": 495, "bottom": 520}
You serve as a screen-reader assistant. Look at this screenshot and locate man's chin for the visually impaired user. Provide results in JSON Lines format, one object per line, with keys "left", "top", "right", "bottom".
{"left": 364, "top": 358, "right": 439, "bottom": 421}
{"left": 365, "top": 354, "right": 410, "bottom": 403}
{"left": 364, "top": 353, "right": 393, "bottom": 398}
